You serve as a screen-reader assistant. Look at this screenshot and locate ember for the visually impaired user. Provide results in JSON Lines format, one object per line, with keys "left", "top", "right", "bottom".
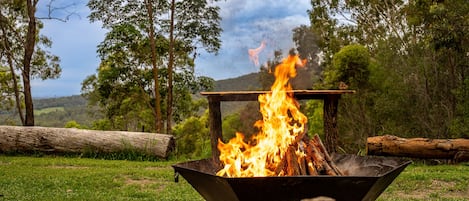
{"left": 216, "top": 54, "right": 341, "bottom": 177}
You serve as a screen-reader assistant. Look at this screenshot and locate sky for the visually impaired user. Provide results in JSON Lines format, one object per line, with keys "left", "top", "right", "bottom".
{"left": 32, "top": 0, "right": 311, "bottom": 97}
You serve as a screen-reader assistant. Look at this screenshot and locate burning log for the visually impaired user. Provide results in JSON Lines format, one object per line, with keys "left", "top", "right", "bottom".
{"left": 278, "top": 134, "right": 343, "bottom": 176}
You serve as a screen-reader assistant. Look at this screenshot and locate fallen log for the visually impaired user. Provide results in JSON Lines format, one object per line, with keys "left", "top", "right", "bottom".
{"left": 367, "top": 135, "right": 469, "bottom": 162}
{"left": 0, "top": 126, "right": 175, "bottom": 158}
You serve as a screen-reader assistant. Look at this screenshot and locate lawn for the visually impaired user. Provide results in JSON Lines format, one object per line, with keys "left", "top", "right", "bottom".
{"left": 0, "top": 155, "right": 468, "bottom": 201}
{"left": 34, "top": 107, "right": 65, "bottom": 115}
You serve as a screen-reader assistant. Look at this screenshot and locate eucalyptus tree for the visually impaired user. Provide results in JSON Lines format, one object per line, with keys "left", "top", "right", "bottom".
{"left": 81, "top": 22, "right": 214, "bottom": 132}
{"left": 88, "top": 0, "right": 222, "bottom": 133}
{"left": 308, "top": 0, "right": 469, "bottom": 140}
{"left": 0, "top": 0, "right": 61, "bottom": 126}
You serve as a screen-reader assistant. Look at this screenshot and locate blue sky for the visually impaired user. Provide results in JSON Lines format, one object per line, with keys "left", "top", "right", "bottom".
{"left": 32, "top": 0, "right": 310, "bottom": 97}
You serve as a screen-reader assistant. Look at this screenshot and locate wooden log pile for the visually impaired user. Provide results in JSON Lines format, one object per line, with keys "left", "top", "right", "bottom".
{"left": 277, "top": 134, "right": 343, "bottom": 176}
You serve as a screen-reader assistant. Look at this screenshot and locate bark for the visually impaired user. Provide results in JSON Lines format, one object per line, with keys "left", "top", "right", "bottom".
{"left": 280, "top": 134, "right": 343, "bottom": 176}
{"left": 144, "top": 0, "right": 163, "bottom": 132}
{"left": 367, "top": 135, "right": 469, "bottom": 161}
{"left": 0, "top": 126, "right": 175, "bottom": 158}
{"left": 323, "top": 95, "right": 339, "bottom": 153}
{"left": 166, "top": 0, "right": 175, "bottom": 134}
{"left": 23, "top": 0, "right": 39, "bottom": 126}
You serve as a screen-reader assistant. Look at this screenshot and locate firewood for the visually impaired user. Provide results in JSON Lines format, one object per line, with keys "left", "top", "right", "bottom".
{"left": 312, "top": 135, "right": 343, "bottom": 175}
{"left": 273, "top": 134, "right": 344, "bottom": 176}
{"left": 285, "top": 146, "right": 301, "bottom": 176}
{"left": 304, "top": 143, "right": 319, "bottom": 175}
{"left": 298, "top": 141, "right": 308, "bottom": 175}
{"left": 305, "top": 156, "right": 318, "bottom": 176}
{"left": 308, "top": 139, "right": 329, "bottom": 174}
{"left": 274, "top": 155, "right": 286, "bottom": 176}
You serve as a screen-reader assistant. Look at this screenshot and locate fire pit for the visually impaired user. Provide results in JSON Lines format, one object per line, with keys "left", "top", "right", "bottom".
{"left": 173, "top": 154, "right": 411, "bottom": 201}
{"left": 173, "top": 54, "right": 411, "bottom": 200}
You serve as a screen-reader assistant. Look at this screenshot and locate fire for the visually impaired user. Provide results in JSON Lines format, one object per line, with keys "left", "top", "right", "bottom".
{"left": 217, "top": 54, "right": 307, "bottom": 177}
{"left": 248, "top": 40, "right": 266, "bottom": 66}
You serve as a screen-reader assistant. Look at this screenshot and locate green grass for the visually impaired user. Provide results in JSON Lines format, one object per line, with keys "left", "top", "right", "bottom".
{"left": 378, "top": 162, "right": 469, "bottom": 201}
{"left": 0, "top": 156, "right": 203, "bottom": 201}
{"left": 34, "top": 107, "right": 65, "bottom": 115}
{"left": 0, "top": 156, "right": 468, "bottom": 201}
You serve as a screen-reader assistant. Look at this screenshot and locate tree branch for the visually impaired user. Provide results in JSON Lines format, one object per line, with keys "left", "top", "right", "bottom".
{"left": 37, "top": 0, "right": 81, "bottom": 22}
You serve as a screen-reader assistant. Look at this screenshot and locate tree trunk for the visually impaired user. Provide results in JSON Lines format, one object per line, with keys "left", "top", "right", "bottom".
{"left": 23, "top": 0, "right": 38, "bottom": 126}
{"left": 0, "top": 126, "right": 175, "bottom": 158}
{"left": 367, "top": 135, "right": 469, "bottom": 162}
{"left": 144, "top": 0, "right": 163, "bottom": 133}
{"left": 166, "top": 0, "right": 176, "bottom": 134}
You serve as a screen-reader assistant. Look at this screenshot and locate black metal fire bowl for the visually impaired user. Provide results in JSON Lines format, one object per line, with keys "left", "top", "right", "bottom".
{"left": 172, "top": 154, "right": 411, "bottom": 201}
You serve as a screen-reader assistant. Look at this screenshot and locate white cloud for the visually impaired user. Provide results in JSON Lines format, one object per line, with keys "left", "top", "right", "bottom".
{"left": 32, "top": 0, "right": 311, "bottom": 97}
{"left": 196, "top": 0, "right": 311, "bottom": 80}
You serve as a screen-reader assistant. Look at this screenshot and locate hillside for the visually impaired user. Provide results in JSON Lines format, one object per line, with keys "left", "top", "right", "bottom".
{"left": 0, "top": 70, "right": 309, "bottom": 127}
{"left": 214, "top": 72, "right": 262, "bottom": 91}
{"left": 0, "top": 95, "right": 98, "bottom": 128}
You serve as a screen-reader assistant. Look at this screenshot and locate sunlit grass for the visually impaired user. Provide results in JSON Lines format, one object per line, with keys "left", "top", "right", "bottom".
{"left": 34, "top": 107, "right": 65, "bottom": 115}
{"left": 378, "top": 162, "right": 469, "bottom": 201}
{"left": 0, "top": 156, "right": 203, "bottom": 201}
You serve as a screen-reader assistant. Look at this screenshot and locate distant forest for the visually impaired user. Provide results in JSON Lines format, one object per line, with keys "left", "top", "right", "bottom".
{"left": 0, "top": 75, "right": 262, "bottom": 128}
{"left": 0, "top": 95, "right": 98, "bottom": 128}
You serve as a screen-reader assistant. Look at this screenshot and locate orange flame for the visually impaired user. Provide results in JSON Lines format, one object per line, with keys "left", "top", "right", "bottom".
{"left": 217, "top": 54, "right": 307, "bottom": 177}
{"left": 248, "top": 40, "right": 266, "bottom": 66}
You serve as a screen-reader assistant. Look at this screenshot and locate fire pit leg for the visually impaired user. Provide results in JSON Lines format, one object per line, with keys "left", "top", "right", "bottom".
{"left": 207, "top": 96, "right": 222, "bottom": 165}
{"left": 323, "top": 95, "right": 339, "bottom": 153}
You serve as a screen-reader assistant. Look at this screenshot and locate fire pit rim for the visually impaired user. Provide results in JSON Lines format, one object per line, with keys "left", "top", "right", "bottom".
{"left": 172, "top": 155, "right": 412, "bottom": 178}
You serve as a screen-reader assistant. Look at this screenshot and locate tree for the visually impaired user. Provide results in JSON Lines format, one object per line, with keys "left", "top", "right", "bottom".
{"left": 307, "top": 0, "right": 469, "bottom": 148}
{"left": 0, "top": 0, "right": 61, "bottom": 126}
{"left": 173, "top": 110, "right": 211, "bottom": 158}
{"left": 292, "top": 25, "right": 320, "bottom": 70}
{"left": 88, "top": 0, "right": 222, "bottom": 133}
{"left": 326, "top": 44, "right": 370, "bottom": 89}
{"left": 81, "top": 23, "right": 214, "bottom": 132}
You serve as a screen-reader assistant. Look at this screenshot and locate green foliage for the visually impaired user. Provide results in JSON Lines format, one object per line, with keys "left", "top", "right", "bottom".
{"left": 308, "top": 0, "right": 469, "bottom": 147}
{"left": 0, "top": 95, "right": 99, "bottom": 128}
{"left": 81, "top": 22, "right": 214, "bottom": 132}
{"left": 259, "top": 50, "right": 282, "bottom": 90}
{"left": 35, "top": 106, "right": 64, "bottom": 115}
{"left": 172, "top": 111, "right": 211, "bottom": 159}
{"left": 0, "top": 67, "right": 18, "bottom": 111}
{"left": 327, "top": 44, "right": 370, "bottom": 88}
{"left": 91, "top": 119, "right": 113, "bottom": 131}
{"left": 64, "top": 120, "right": 81, "bottom": 129}
{"left": 304, "top": 100, "right": 324, "bottom": 137}
{"left": 222, "top": 113, "right": 243, "bottom": 140}
{"left": 292, "top": 25, "right": 320, "bottom": 70}
{"left": 1, "top": 0, "right": 62, "bottom": 125}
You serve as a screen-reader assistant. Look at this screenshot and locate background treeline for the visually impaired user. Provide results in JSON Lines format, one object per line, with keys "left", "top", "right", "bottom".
{"left": 306, "top": 0, "right": 469, "bottom": 152}
{"left": 1, "top": 0, "right": 468, "bottom": 159}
